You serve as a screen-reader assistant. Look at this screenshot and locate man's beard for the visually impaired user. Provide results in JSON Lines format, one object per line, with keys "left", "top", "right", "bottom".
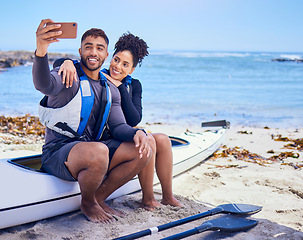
{"left": 80, "top": 56, "right": 105, "bottom": 71}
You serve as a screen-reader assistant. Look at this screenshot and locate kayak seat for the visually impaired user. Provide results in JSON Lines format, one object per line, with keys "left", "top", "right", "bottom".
{"left": 169, "top": 137, "right": 189, "bottom": 147}
{"left": 7, "top": 154, "right": 45, "bottom": 173}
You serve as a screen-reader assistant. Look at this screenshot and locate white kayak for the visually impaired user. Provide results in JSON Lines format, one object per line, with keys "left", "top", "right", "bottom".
{"left": 0, "top": 121, "right": 228, "bottom": 229}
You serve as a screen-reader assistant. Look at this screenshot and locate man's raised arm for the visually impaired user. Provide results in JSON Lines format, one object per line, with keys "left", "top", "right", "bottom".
{"left": 33, "top": 19, "right": 65, "bottom": 95}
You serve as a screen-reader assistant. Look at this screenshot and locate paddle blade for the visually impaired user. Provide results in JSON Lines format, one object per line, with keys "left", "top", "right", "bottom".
{"left": 219, "top": 203, "right": 262, "bottom": 215}
{"left": 162, "top": 217, "right": 258, "bottom": 239}
{"left": 198, "top": 216, "right": 258, "bottom": 233}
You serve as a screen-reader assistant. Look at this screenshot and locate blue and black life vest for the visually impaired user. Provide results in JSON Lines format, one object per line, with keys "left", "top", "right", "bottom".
{"left": 39, "top": 61, "right": 112, "bottom": 140}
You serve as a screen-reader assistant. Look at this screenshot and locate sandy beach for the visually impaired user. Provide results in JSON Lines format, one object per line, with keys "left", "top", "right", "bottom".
{"left": 0, "top": 120, "right": 302, "bottom": 239}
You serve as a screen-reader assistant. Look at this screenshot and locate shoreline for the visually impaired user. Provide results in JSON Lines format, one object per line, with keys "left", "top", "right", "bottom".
{"left": 0, "top": 50, "right": 77, "bottom": 69}
{"left": 0, "top": 120, "right": 302, "bottom": 239}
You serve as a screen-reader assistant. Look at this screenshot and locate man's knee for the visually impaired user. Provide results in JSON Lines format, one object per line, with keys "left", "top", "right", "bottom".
{"left": 87, "top": 142, "right": 109, "bottom": 165}
{"left": 72, "top": 142, "right": 109, "bottom": 167}
{"left": 90, "top": 142, "right": 109, "bottom": 156}
{"left": 66, "top": 142, "right": 109, "bottom": 179}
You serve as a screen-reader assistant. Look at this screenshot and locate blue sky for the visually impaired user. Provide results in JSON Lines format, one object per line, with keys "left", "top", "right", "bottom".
{"left": 0, "top": 0, "right": 302, "bottom": 53}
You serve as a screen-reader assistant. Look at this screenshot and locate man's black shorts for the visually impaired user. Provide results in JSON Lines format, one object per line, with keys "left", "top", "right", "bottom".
{"left": 41, "top": 138, "right": 122, "bottom": 181}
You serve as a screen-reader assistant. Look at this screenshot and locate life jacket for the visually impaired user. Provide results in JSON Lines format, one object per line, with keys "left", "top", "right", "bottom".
{"left": 39, "top": 61, "right": 112, "bottom": 140}
{"left": 101, "top": 68, "right": 133, "bottom": 96}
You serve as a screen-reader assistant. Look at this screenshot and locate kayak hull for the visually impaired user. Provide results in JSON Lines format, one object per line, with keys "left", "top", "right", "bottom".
{"left": 0, "top": 128, "right": 226, "bottom": 229}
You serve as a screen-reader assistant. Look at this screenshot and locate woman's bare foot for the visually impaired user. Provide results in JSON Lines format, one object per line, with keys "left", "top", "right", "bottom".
{"left": 140, "top": 198, "right": 162, "bottom": 211}
{"left": 81, "top": 199, "right": 114, "bottom": 223}
{"left": 161, "top": 196, "right": 183, "bottom": 207}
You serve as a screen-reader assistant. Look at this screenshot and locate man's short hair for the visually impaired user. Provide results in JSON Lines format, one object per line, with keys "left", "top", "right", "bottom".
{"left": 81, "top": 28, "right": 109, "bottom": 46}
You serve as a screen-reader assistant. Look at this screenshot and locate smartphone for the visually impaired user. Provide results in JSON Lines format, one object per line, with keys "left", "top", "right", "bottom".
{"left": 46, "top": 22, "right": 78, "bottom": 39}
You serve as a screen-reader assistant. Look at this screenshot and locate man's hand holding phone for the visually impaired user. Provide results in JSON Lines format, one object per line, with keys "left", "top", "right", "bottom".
{"left": 36, "top": 19, "right": 77, "bottom": 57}
{"left": 36, "top": 19, "right": 62, "bottom": 57}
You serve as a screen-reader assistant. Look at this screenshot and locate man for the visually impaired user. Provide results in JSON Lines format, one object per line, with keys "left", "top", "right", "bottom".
{"left": 33, "top": 19, "right": 152, "bottom": 223}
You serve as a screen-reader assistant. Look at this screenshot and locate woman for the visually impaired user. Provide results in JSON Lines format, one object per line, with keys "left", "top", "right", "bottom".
{"left": 54, "top": 33, "right": 182, "bottom": 210}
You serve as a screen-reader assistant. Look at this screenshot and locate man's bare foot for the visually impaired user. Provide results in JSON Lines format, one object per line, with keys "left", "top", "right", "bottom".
{"left": 99, "top": 201, "right": 124, "bottom": 217}
{"left": 140, "top": 198, "right": 162, "bottom": 211}
{"left": 161, "top": 196, "right": 183, "bottom": 207}
{"left": 81, "top": 199, "right": 114, "bottom": 223}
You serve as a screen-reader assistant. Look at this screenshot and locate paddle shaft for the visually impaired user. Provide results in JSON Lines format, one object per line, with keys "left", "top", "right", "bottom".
{"left": 114, "top": 208, "right": 223, "bottom": 240}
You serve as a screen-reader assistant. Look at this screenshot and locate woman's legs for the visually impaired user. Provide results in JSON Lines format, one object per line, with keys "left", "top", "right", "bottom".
{"left": 138, "top": 133, "right": 182, "bottom": 211}
{"left": 138, "top": 134, "right": 161, "bottom": 210}
{"left": 152, "top": 133, "right": 182, "bottom": 207}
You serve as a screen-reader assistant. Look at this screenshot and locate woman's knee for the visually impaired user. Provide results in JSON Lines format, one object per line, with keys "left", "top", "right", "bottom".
{"left": 154, "top": 133, "right": 172, "bottom": 148}
{"left": 147, "top": 134, "right": 157, "bottom": 152}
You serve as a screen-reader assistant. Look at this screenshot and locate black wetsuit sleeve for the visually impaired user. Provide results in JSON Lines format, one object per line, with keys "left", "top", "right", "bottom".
{"left": 107, "top": 83, "right": 138, "bottom": 142}
{"left": 118, "top": 79, "right": 142, "bottom": 127}
{"left": 32, "top": 54, "right": 65, "bottom": 96}
{"left": 53, "top": 57, "right": 73, "bottom": 69}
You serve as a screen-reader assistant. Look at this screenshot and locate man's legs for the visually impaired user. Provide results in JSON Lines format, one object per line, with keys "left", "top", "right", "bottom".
{"left": 65, "top": 141, "right": 112, "bottom": 223}
{"left": 95, "top": 141, "right": 151, "bottom": 214}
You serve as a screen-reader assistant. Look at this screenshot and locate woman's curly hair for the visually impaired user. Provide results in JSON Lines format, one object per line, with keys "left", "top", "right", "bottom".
{"left": 113, "top": 32, "right": 149, "bottom": 67}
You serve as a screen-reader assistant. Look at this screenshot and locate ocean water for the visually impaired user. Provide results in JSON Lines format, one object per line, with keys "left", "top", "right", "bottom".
{"left": 0, "top": 51, "right": 302, "bottom": 128}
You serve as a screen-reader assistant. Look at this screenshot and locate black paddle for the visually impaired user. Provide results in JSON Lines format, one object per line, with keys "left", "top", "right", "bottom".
{"left": 161, "top": 216, "right": 258, "bottom": 240}
{"left": 114, "top": 203, "right": 262, "bottom": 240}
